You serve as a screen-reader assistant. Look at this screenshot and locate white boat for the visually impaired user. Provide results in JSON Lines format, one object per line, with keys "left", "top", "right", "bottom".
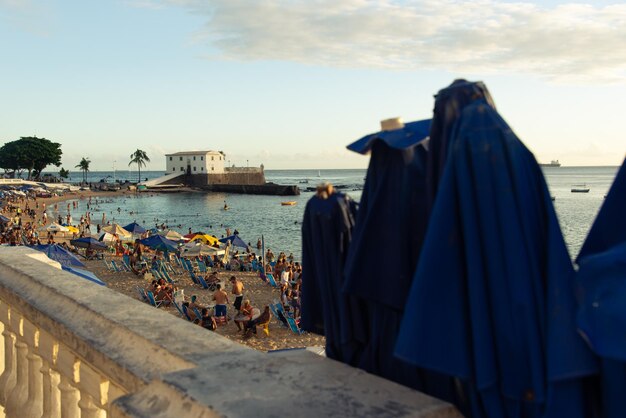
{"left": 571, "top": 184, "right": 590, "bottom": 193}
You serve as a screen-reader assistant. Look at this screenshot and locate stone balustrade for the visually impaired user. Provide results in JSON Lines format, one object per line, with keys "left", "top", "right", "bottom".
{"left": 0, "top": 247, "right": 460, "bottom": 418}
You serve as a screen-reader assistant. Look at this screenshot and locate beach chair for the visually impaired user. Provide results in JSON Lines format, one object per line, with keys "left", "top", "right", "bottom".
{"left": 286, "top": 317, "right": 303, "bottom": 335}
{"left": 136, "top": 286, "right": 148, "bottom": 302}
{"left": 110, "top": 260, "right": 124, "bottom": 273}
{"left": 269, "top": 304, "right": 288, "bottom": 328}
{"left": 197, "top": 275, "right": 210, "bottom": 290}
{"left": 189, "top": 271, "right": 200, "bottom": 286}
{"left": 266, "top": 273, "right": 278, "bottom": 287}
{"left": 151, "top": 269, "right": 164, "bottom": 281}
{"left": 197, "top": 260, "right": 208, "bottom": 273}
{"left": 172, "top": 300, "right": 186, "bottom": 318}
{"left": 159, "top": 267, "right": 175, "bottom": 284}
{"left": 180, "top": 304, "right": 193, "bottom": 321}
{"left": 103, "top": 260, "right": 116, "bottom": 272}
{"left": 122, "top": 254, "right": 133, "bottom": 270}
{"left": 193, "top": 307, "right": 203, "bottom": 323}
{"left": 146, "top": 291, "right": 162, "bottom": 308}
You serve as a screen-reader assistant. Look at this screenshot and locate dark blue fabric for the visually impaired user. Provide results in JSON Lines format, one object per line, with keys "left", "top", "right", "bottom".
{"left": 576, "top": 158, "right": 626, "bottom": 418}
{"left": 61, "top": 266, "right": 106, "bottom": 286}
{"left": 140, "top": 235, "right": 178, "bottom": 252}
{"left": 34, "top": 244, "right": 85, "bottom": 268}
{"left": 347, "top": 119, "right": 431, "bottom": 155}
{"left": 426, "top": 79, "right": 495, "bottom": 210}
{"left": 219, "top": 234, "right": 248, "bottom": 249}
{"left": 70, "top": 237, "right": 107, "bottom": 250}
{"left": 301, "top": 192, "right": 366, "bottom": 365}
{"left": 577, "top": 160, "right": 626, "bottom": 262}
{"left": 123, "top": 222, "right": 146, "bottom": 234}
{"left": 395, "top": 99, "right": 597, "bottom": 418}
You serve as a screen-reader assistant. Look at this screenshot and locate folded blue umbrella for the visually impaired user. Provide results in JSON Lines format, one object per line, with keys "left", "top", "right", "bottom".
{"left": 576, "top": 158, "right": 626, "bottom": 418}
{"left": 395, "top": 98, "right": 597, "bottom": 418}
{"left": 70, "top": 237, "right": 107, "bottom": 250}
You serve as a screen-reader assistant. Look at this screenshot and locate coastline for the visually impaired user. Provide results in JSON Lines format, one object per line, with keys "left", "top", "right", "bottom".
{"left": 8, "top": 188, "right": 324, "bottom": 352}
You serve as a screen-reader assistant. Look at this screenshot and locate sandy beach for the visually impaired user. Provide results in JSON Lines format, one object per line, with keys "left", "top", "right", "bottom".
{"left": 6, "top": 188, "right": 325, "bottom": 352}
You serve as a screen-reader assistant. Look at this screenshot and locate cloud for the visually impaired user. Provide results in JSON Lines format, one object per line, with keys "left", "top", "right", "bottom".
{"left": 154, "top": 0, "right": 626, "bottom": 83}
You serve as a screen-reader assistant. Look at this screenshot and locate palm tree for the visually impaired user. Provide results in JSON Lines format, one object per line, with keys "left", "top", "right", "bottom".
{"left": 75, "top": 157, "right": 90, "bottom": 184}
{"left": 129, "top": 149, "right": 150, "bottom": 183}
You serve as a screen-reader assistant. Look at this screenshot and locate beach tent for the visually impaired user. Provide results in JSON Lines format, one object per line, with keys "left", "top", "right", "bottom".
{"left": 219, "top": 234, "right": 248, "bottom": 249}
{"left": 394, "top": 85, "right": 597, "bottom": 418}
{"left": 140, "top": 235, "right": 178, "bottom": 253}
{"left": 575, "top": 158, "right": 626, "bottom": 418}
{"left": 46, "top": 223, "right": 69, "bottom": 232}
{"left": 159, "top": 229, "right": 184, "bottom": 241}
{"left": 70, "top": 237, "right": 107, "bottom": 250}
{"left": 101, "top": 223, "right": 131, "bottom": 237}
{"left": 123, "top": 222, "right": 146, "bottom": 235}
{"left": 190, "top": 234, "right": 219, "bottom": 246}
{"left": 33, "top": 244, "right": 85, "bottom": 268}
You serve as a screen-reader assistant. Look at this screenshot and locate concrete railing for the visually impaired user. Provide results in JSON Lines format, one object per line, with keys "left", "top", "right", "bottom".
{"left": 0, "top": 247, "right": 461, "bottom": 418}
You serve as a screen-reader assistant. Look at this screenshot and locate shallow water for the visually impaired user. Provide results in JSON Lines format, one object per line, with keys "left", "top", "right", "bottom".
{"left": 51, "top": 167, "right": 619, "bottom": 262}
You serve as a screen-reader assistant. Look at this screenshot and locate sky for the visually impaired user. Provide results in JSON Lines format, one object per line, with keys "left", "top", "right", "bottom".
{"left": 0, "top": 0, "right": 625, "bottom": 171}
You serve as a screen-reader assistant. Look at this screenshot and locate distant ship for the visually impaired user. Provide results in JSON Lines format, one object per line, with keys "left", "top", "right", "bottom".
{"left": 539, "top": 160, "right": 561, "bottom": 167}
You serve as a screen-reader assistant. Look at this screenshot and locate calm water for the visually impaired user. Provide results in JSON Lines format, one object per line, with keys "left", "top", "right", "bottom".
{"left": 48, "top": 167, "right": 619, "bottom": 261}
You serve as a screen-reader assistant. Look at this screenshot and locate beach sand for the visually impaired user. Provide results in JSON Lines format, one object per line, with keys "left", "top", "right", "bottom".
{"left": 21, "top": 189, "right": 325, "bottom": 352}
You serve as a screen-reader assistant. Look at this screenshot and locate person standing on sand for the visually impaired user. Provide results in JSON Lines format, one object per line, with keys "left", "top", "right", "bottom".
{"left": 230, "top": 276, "right": 244, "bottom": 312}
{"left": 213, "top": 284, "right": 229, "bottom": 317}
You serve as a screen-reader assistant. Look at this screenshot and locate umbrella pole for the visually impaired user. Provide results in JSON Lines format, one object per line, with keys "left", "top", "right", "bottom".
{"left": 261, "top": 235, "right": 266, "bottom": 276}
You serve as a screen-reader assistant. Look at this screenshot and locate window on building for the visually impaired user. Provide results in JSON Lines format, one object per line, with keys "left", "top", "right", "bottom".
{"left": 211, "top": 167, "right": 214, "bottom": 171}
{"left": 180, "top": 157, "right": 183, "bottom": 161}
{"left": 193, "top": 166, "right": 196, "bottom": 171}
{"left": 194, "top": 156, "right": 196, "bottom": 160}
{"left": 201, "top": 156, "right": 203, "bottom": 161}
{"left": 172, "top": 167, "right": 175, "bottom": 171}
{"left": 211, "top": 156, "right": 214, "bottom": 161}
{"left": 180, "top": 167, "right": 184, "bottom": 171}
{"left": 201, "top": 167, "right": 204, "bottom": 171}
{"left": 169, "top": 156, "right": 172, "bottom": 161}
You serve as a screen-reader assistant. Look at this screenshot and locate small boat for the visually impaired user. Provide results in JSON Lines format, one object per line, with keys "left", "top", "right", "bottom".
{"left": 551, "top": 196, "right": 556, "bottom": 201}
{"left": 281, "top": 201, "right": 297, "bottom": 206}
{"left": 571, "top": 184, "right": 590, "bottom": 193}
{"left": 540, "top": 160, "right": 561, "bottom": 167}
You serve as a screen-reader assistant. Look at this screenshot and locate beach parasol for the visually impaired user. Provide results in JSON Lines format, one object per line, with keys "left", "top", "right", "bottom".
{"left": 340, "top": 117, "right": 449, "bottom": 395}
{"left": 33, "top": 244, "right": 85, "bottom": 268}
{"left": 140, "top": 235, "right": 178, "bottom": 253}
{"left": 98, "top": 232, "right": 117, "bottom": 243}
{"left": 61, "top": 266, "right": 106, "bottom": 286}
{"left": 575, "top": 158, "right": 626, "bottom": 418}
{"left": 159, "top": 230, "right": 184, "bottom": 241}
{"left": 394, "top": 88, "right": 597, "bottom": 418}
{"left": 65, "top": 225, "right": 79, "bottom": 234}
{"left": 219, "top": 234, "right": 247, "bottom": 249}
{"left": 101, "top": 223, "right": 131, "bottom": 237}
{"left": 190, "top": 234, "right": 219, "bottom": 246}
{"left": 123, "top": 222, "right": 146, "bottom": 235}
{"left": 46, "top": 223, "right": 69, "bottom": 232}
{"left": 0, "top": 214, "right": 9, "bottom": 223}
{"left": 70, "top": 237, "right": 107, "bottom": 250}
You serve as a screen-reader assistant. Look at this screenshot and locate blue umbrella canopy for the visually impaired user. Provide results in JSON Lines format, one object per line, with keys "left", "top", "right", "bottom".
{"left": 70, "top": 237, "right": 107, "bottom": 250}
{"left": 123, "top": 222, "right": 146, "bottom": 234}
{"left": 346, "top": 119, "right": 431, "bottom": 155}
{"left": 219, "top": 234, "right": 248, "bottom": 249}
{"left": 140, "top": 235, "right": 178, "bottom": 252}
{"left": 62, "top": 266, "right": 106, "bottom": 286}
{"left": 576, "top": 158, "right": 626, "bottom": 418}
{"left": 394, "top": 96, "right": 597, "bottom": 418}
{"left": 34, "top": 244, "right": 85, "bottom": 268}
{"left": 0, "top": 214, "right": 10, "bottom": 223}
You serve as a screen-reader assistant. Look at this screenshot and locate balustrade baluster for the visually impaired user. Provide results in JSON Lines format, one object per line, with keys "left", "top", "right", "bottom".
{"left": 22, "top": 320, "right": 43, "bottom": 417}
{"left": 5, "top": 310, "right": 27, "bottom": 417}
{"left": 39, "top": 329, "right": 60, "bottom": 418}
{"left": 56, "top": 347, "right": 80, "bottom": 418}
{"left": 0, "top": 303, "right": 16, "bottom": 410}
{"left": 77, "top": 362, "right": 108, "bottom": 418}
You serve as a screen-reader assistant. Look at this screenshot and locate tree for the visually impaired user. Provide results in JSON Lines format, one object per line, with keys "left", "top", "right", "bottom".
{"left": 0, "top": 136, "right": 62, "bottom": 179}
{"left": 129, "top": 149, "right": 150, "bottom": 183}
{"left": 75, "top": 157, "right": 90, "bottom": 183}
{"left": 59, "top": 168, "right": 70, "bottom": 179}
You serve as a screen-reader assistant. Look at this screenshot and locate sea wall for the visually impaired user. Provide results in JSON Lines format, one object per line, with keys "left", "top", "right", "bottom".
{"left": 200, "top": 183, "right": 300, "bottom": 196}
{"left": 0, "top": 247, "right": 461, "bottom": 418}
{"left": 184, "top": 172, "right": 266, "bottom": 187}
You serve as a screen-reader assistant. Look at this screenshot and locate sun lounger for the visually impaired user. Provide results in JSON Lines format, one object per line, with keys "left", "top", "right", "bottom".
{"left": 146, "top": 291, "right": 162, "bottom": 308}
{"left": 136, "top": 286, "right": 148, "bottom": 302}
{"left": 197, "top": 260, "right": 208, "bottom": 273}
{"left": 193, "top": 307, "right": 203, "bottom": 323}
{"left": 266, "top": 273, "right": 278, "bottom": 287}
{"left": 181, "top": 304, "right": 193, "bottom": 321}
{"left": 286, "top": 317, "right": 303, "bottom": 335}
{"left": 172, "top": 301, "right": 186, "bottom": 318}
{"left": 197, "top": 275, "right": 210, "bottom": 290}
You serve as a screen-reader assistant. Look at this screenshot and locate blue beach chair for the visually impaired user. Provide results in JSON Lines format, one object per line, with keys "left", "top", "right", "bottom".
{"left": 286, "top": 317, "right": 303, "bottom": 335}
{"left": 266, "top": 273, "right": 278, "bottom": 287}
{"left": 146, "top": 291, "right": 162, "bottom": 308}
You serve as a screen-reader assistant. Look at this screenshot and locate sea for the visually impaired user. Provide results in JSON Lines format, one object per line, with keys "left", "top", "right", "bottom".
{"left": 49, "top": 166, "right": 620, "bottom": 262}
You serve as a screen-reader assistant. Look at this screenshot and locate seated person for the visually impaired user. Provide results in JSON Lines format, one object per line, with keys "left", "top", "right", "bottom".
{"left": 206, "top": 271, "right": 220, "bottom": 290}
{"left": 199, "top": 308, "right": 217, "bottom": 330}
{"left": 244, "top": 305, "right": 270, "bottom": 337}
{"left": 234, "top": 300, "right": 254, "bottom": 331}
{"left": 189, "top": 295, "right": 203, "bottom": 310}
{"left": 182, "top": 301, "right": 197, "bottom": 322}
